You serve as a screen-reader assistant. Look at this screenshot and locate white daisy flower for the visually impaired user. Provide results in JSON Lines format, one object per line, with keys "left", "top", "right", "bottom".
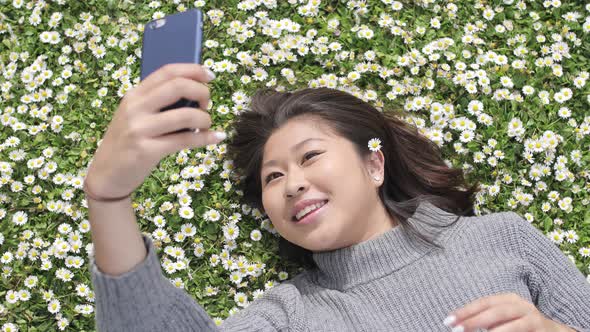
{"left": 178, "top": 206, "right": 194, "bottom": 219}
{"left": 368, "top": 138, "right": 382, "bottom": 152}
{"left": 250, "top": 229, "right": 262, "bottom": 241}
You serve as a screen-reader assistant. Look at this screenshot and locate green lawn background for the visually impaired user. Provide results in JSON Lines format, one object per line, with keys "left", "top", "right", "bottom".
{"left": 0, "top": 0, "right": 589, "bottom": 330}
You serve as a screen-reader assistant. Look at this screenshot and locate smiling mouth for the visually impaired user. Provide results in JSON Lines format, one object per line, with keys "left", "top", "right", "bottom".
{"left": 291, "top": 200, "right": 329, "bottom": 222}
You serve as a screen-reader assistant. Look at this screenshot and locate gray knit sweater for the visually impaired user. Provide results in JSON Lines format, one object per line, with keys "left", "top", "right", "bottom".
{"left": 90, "top": 201, "right": 590, "bottom": 331}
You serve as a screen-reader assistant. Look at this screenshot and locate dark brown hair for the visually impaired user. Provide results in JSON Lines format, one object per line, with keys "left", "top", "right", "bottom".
{"left": 226, "top": 87, "right": 480, "bottom": 270}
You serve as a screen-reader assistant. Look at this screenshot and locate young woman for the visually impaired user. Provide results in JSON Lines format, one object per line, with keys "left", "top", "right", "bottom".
{"left": 85, "top": 63, "right": 590, "bottom": 332}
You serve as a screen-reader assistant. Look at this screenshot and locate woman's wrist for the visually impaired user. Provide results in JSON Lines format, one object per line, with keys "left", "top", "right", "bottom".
{"left": 83, "top": 178, "right": 132, "bottom": 202}
{"left": 554, "top": 321, "right": 577, "bottom": 332}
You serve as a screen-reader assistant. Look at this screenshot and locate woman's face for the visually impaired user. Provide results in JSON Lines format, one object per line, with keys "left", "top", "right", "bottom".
{"left": 260, "top": 116, "right": 397, "bottom": 252}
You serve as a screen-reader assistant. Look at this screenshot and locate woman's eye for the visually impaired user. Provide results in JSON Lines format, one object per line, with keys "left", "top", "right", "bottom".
{"left": 264, "top": 151, "right": 321, "bottom": 184}
{"left": 265, "top": 172, "right": 280, "bottom": 184}
{"left": 303, "top": 151, "right": 320, "bottom": 161}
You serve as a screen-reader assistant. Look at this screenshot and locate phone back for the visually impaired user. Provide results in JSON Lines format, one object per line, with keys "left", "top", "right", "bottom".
{"left": 140, "top": 9, "right": 203, "bottom": 81}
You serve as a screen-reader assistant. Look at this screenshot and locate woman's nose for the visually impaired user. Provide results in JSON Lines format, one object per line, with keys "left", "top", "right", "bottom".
{"left": 286, "top": 185, "right": 306, "bottom": 198}
{"left": 285, "top": 171, "right": 308, "bottom": 198}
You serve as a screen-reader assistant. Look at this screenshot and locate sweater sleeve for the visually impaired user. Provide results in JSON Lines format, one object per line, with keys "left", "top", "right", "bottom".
{"left": 511, "top": 213, "right": 590, "bottom": 332}
{"left": 90, "top": 234, "right": 282, "bottom": 332}
{"left": 219, "top": 279, "right": 305, "bottom": 332}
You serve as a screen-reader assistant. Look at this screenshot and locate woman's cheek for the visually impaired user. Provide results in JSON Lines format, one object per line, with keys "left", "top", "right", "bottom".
{"left": 261, "top": 194, "right": 274, "bottom": 218}
{"left": 318, "top": 160, "right": 339, "bottom": 178}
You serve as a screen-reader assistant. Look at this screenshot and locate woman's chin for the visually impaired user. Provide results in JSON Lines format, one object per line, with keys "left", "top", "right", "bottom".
{"left": 300, "top": 236, "right": 341, "bottom": 253}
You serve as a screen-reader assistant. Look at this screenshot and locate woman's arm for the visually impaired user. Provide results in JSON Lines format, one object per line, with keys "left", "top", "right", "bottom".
{"left": 82, "top": 62, "right": 278, "bottom": 331}
{"left": 512, "top": 213, "right": 590, "bottom": 332}
{"left": 88, "top": 196, "right": 287, "bottom": 331}
{"left": 87, "top": 196, "right": 146, "bottom": 276}
{"left": 87, "top": 195, "right": 216, "bottom": 331}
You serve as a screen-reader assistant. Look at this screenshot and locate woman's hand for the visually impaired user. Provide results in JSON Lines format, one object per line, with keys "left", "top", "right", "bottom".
{"left": 443, "top": 293, "right": 576, "bottom": 332}
{"left": 85, "top": 63, "right": 225, "bottom": 199}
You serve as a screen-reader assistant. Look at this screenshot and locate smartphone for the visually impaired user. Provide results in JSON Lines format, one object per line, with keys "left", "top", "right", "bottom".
{"left": 140, "top": 9, "right": 204, "bottom": 134}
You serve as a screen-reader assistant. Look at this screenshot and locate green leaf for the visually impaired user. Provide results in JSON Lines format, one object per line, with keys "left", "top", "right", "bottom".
{"left": 543, "top": 216, "right": 553, "bottom": 232}
{"left": 205, "top": 223, "right": 218, "bottom": 240}
{"left": 583, "top": 209, "right": 590, "bottom": 225}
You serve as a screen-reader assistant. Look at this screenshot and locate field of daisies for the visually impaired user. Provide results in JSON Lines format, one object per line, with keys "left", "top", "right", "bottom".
{"left": 0, "top": 0, "right": 589, "bottom": 330}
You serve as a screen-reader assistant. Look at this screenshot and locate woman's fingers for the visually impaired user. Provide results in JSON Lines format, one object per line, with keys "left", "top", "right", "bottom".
{"left": 134, "top": 63, "right": 214, "bottom": 97}
{"left": 142, "top": 107, "right": 212, "bottom": 137}
{"left": 448, "top": 293, "right": 518, "bottom": 323}
{"left": 136, "top": 77, "right": 210, "bottom": 115}
{"left": 445, "top": 293, "right": 540, "bottom": 332}
{"left": 458, "top": 306, "right": 524, "bottom": 332}
{"left": 148, "top": 128, "right": 227, "bottom": 158}
{"left": 83, "top": 63, "right": 217, "bottom": 199}
{"left": 488, "top": 317, "right": 530, "bottom": 332}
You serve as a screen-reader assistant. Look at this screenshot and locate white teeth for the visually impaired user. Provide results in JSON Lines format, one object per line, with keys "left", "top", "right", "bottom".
{"left": 295, "top": 201, "right": 327, "bottom": 221}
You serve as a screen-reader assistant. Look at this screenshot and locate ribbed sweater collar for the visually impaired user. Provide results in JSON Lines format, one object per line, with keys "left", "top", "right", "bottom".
{"left": 310, "top": 200, "right": 461, "bottom": 291}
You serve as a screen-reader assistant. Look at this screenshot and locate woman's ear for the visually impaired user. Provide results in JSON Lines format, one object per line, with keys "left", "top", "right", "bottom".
{"left": 365, "top": 150, "right": 385, "bottom": 184}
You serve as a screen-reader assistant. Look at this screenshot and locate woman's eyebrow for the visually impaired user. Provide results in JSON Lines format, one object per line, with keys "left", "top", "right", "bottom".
{"left": 262, "top": 138, "right": 325, "bottom": 170}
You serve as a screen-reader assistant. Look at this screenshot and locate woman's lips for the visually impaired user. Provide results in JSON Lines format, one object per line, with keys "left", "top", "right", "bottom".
{"left": 292, "top": 200, "right": 328, "bottom": 225}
